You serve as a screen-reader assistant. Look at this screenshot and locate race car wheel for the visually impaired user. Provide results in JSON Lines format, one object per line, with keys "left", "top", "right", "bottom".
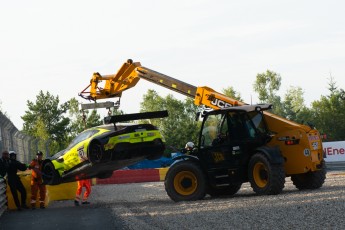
{"left": 291, "top": 162, "right": 326, "bottom": 190}
{"left": 248, "top": 153, "right": 285, "bottom": 195}
{"left": 207, "top": 183, "right": 242, "bottom": 197}
{"left": 165, "top": 161, "right": 206, "bottom": 202}
{"left": 42, "top": 161, "right": 61, "bottom": 185}
{"left": 89, "top": 142, "right": 103, "bottom": 164}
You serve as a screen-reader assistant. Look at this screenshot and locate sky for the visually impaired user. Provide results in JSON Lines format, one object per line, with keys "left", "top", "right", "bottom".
{"left": 1, "top": 0, "right": 345, "bottom": 129}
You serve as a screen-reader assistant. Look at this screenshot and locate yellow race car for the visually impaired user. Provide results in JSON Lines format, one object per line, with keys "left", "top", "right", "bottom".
{"left": 42, "top": 111, "right": 168, "bottom": 185}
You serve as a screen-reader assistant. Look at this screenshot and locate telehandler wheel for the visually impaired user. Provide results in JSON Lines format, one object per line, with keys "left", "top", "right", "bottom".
{"left": 164, "top": 161, "right": 206, "bottom": 202}
{"left": 248, "top": 153, "right": 285, "bottom": 195}
{"left": 207, "top": 183, "right": 242, "bottom": 197}
{"left": 291, "top": 162, "right": 326, "bottom": 190}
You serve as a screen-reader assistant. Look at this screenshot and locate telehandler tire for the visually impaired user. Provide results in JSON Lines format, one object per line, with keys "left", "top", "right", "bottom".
{"left": 291, "top": 162, "right": 326, "bottom": 190}
{"left": 165, "top": 161, "right": 206, "bottom": 202}
{"left": 248, "top": 153, "right": 285, "bottom": 195}
{"left": 207, "top": 183, "right": 242, "bottom": 197}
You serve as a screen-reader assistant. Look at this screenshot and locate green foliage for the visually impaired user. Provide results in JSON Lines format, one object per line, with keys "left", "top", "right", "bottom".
{"left": 253, "top": 70, "right": 284, "bottom": 116}
{"left": 110, "top": 107, "right": 125, "bottom": 116}
{"left": 252, "top": 72, "right": 345, "bottom": 140}
{"left": 68, "top": 98, "right": 103, "bottom": 138}
{"left": 140, "top": 90, "right": 199, "bottom": 156}
{"left": 253, "top": 70, "right": 281, "bottom": 102}
{"left": 21, "top": 90, "right": 70, "bottom": 153}
{"left": 222, "top": 86, "right": 243, "bottom": 101}
{"left": 291, "top": 107, "right": 313, "bottom": 127}
{"left": 308, "top": 78, "right": 345, "bottom": 141}
{"left": 282, "top": 86, "right": 306, "bottom": 121}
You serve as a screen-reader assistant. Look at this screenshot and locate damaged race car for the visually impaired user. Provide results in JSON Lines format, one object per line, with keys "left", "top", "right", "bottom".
{"left": 42, "top": 110, "right": 168, "bottom": 185}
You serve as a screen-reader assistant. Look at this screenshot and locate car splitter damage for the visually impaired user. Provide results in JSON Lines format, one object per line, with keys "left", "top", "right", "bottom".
{"left": 42, "top": 110, "right": 168, "bottom": 185}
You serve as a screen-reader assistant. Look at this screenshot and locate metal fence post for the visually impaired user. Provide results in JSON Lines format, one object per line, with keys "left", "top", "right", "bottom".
{"left": 0, "top": 178, "right": 7, "bottom": 218}
{"left": 45, "top": 139, "right": 52, "bottom": 157}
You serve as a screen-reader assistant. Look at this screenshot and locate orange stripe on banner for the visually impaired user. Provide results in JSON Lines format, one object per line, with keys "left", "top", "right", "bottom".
{"left": 96, "top": 169, "right": 160, "bottom": 184}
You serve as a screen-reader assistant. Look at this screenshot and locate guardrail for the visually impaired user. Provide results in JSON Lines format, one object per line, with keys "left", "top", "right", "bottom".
{"left": 0, "top": 178, "right": 7, "bottom": 218}
{"left": 326, "top": 161, "right": 345, "bottom": 171}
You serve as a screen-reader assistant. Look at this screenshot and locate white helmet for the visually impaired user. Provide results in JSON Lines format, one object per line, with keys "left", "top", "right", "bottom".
{"left": 9, "top": 151, "right": 16, "bottom": 155}
{"left": 185, "top": 142, "right": 194, "bottom": 149}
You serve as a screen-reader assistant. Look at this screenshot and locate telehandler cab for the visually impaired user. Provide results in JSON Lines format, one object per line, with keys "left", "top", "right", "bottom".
{"left": 165, "top": 104, "right": 285, "bottom": 201}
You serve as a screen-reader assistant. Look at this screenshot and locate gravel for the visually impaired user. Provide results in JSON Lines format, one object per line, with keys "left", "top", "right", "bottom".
{"left": 2, "top": 171, "right": 344, "bottom": 230}
{"left": 88, "top": 171, "right": 345, "bottom": 230}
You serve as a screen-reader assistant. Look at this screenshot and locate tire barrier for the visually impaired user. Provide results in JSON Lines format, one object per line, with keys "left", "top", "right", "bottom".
{"left": 97, "top": 169, "right": 160, "bottom": 184}
{"left": 0, "top": 178, "right": 7, "bottom": 218}
{"left": 96, "top": 168, "right": 169, "bottom": 185}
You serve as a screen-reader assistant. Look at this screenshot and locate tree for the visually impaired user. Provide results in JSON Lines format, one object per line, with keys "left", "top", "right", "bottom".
{"left": 34, "top": 117, "right": 60, "bottom": 155}
{"left": 21, "top": 90, "right": 70, "bottom": 151}
{"left": 253, "top": 70, "right": 284, "bottom": 116}
{"left": 68, "top": 98, "right": 103, "bottom": 138}
{"left": 282, "top": 86, "right": 306, "bottom": 121}
{"left": 308, "top": 77, "right": 345, "bottom": 141}
{"left": 110, "top": 107, "right": 125, "bottom": 116}
{"left": 140, "top": 90, "right": 199, "bottom": 156}
{"left": 222, "top": 86, "right": 243, "bottom": 101}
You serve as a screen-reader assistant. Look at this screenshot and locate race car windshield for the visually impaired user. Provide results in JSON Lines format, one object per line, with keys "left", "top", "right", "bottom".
{"left": 67, "top": 129, "right": 100, "bottom": 148}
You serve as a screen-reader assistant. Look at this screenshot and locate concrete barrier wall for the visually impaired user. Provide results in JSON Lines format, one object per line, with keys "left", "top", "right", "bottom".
{"left": 4, "top": 171, "right": 77, "bottom": 210}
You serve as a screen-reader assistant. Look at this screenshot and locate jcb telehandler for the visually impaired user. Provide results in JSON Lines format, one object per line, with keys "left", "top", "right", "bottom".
{"left": 79, "top": 59, "right": 326, "bottom": 201}
{"left": 165, "top": 103, "right": 286, "bottom": 201}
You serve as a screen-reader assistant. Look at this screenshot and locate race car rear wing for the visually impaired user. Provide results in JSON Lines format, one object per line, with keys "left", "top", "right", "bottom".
{"left": 104, "top": 110, "right": 169, "bottom": 124}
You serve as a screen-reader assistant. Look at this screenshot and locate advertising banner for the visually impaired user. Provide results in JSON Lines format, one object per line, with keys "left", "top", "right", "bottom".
{"left": 323, "top": 141, "right": 345, "bottom": 162}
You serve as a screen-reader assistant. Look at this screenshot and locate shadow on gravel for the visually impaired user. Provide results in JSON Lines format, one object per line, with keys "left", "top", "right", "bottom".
{"left": 0, "top": 201, "right": 127, "bottom": 230}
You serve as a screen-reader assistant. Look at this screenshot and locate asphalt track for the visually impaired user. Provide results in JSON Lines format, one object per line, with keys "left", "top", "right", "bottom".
{"left": 0, "top": 201, "right": 125, "bottom": 230}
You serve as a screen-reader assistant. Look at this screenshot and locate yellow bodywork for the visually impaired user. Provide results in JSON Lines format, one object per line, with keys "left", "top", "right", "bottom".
{"left": 104, "top": 130, "right": 163, "bottom": 151}
{"left": 52, "top": 128, "right": 110, "bottom": 174}
{"left": 79, "top": 59, "right": 324, "bottom": 176}
{"left": 53, "top": 126, "right": 164, "bottom": 176}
